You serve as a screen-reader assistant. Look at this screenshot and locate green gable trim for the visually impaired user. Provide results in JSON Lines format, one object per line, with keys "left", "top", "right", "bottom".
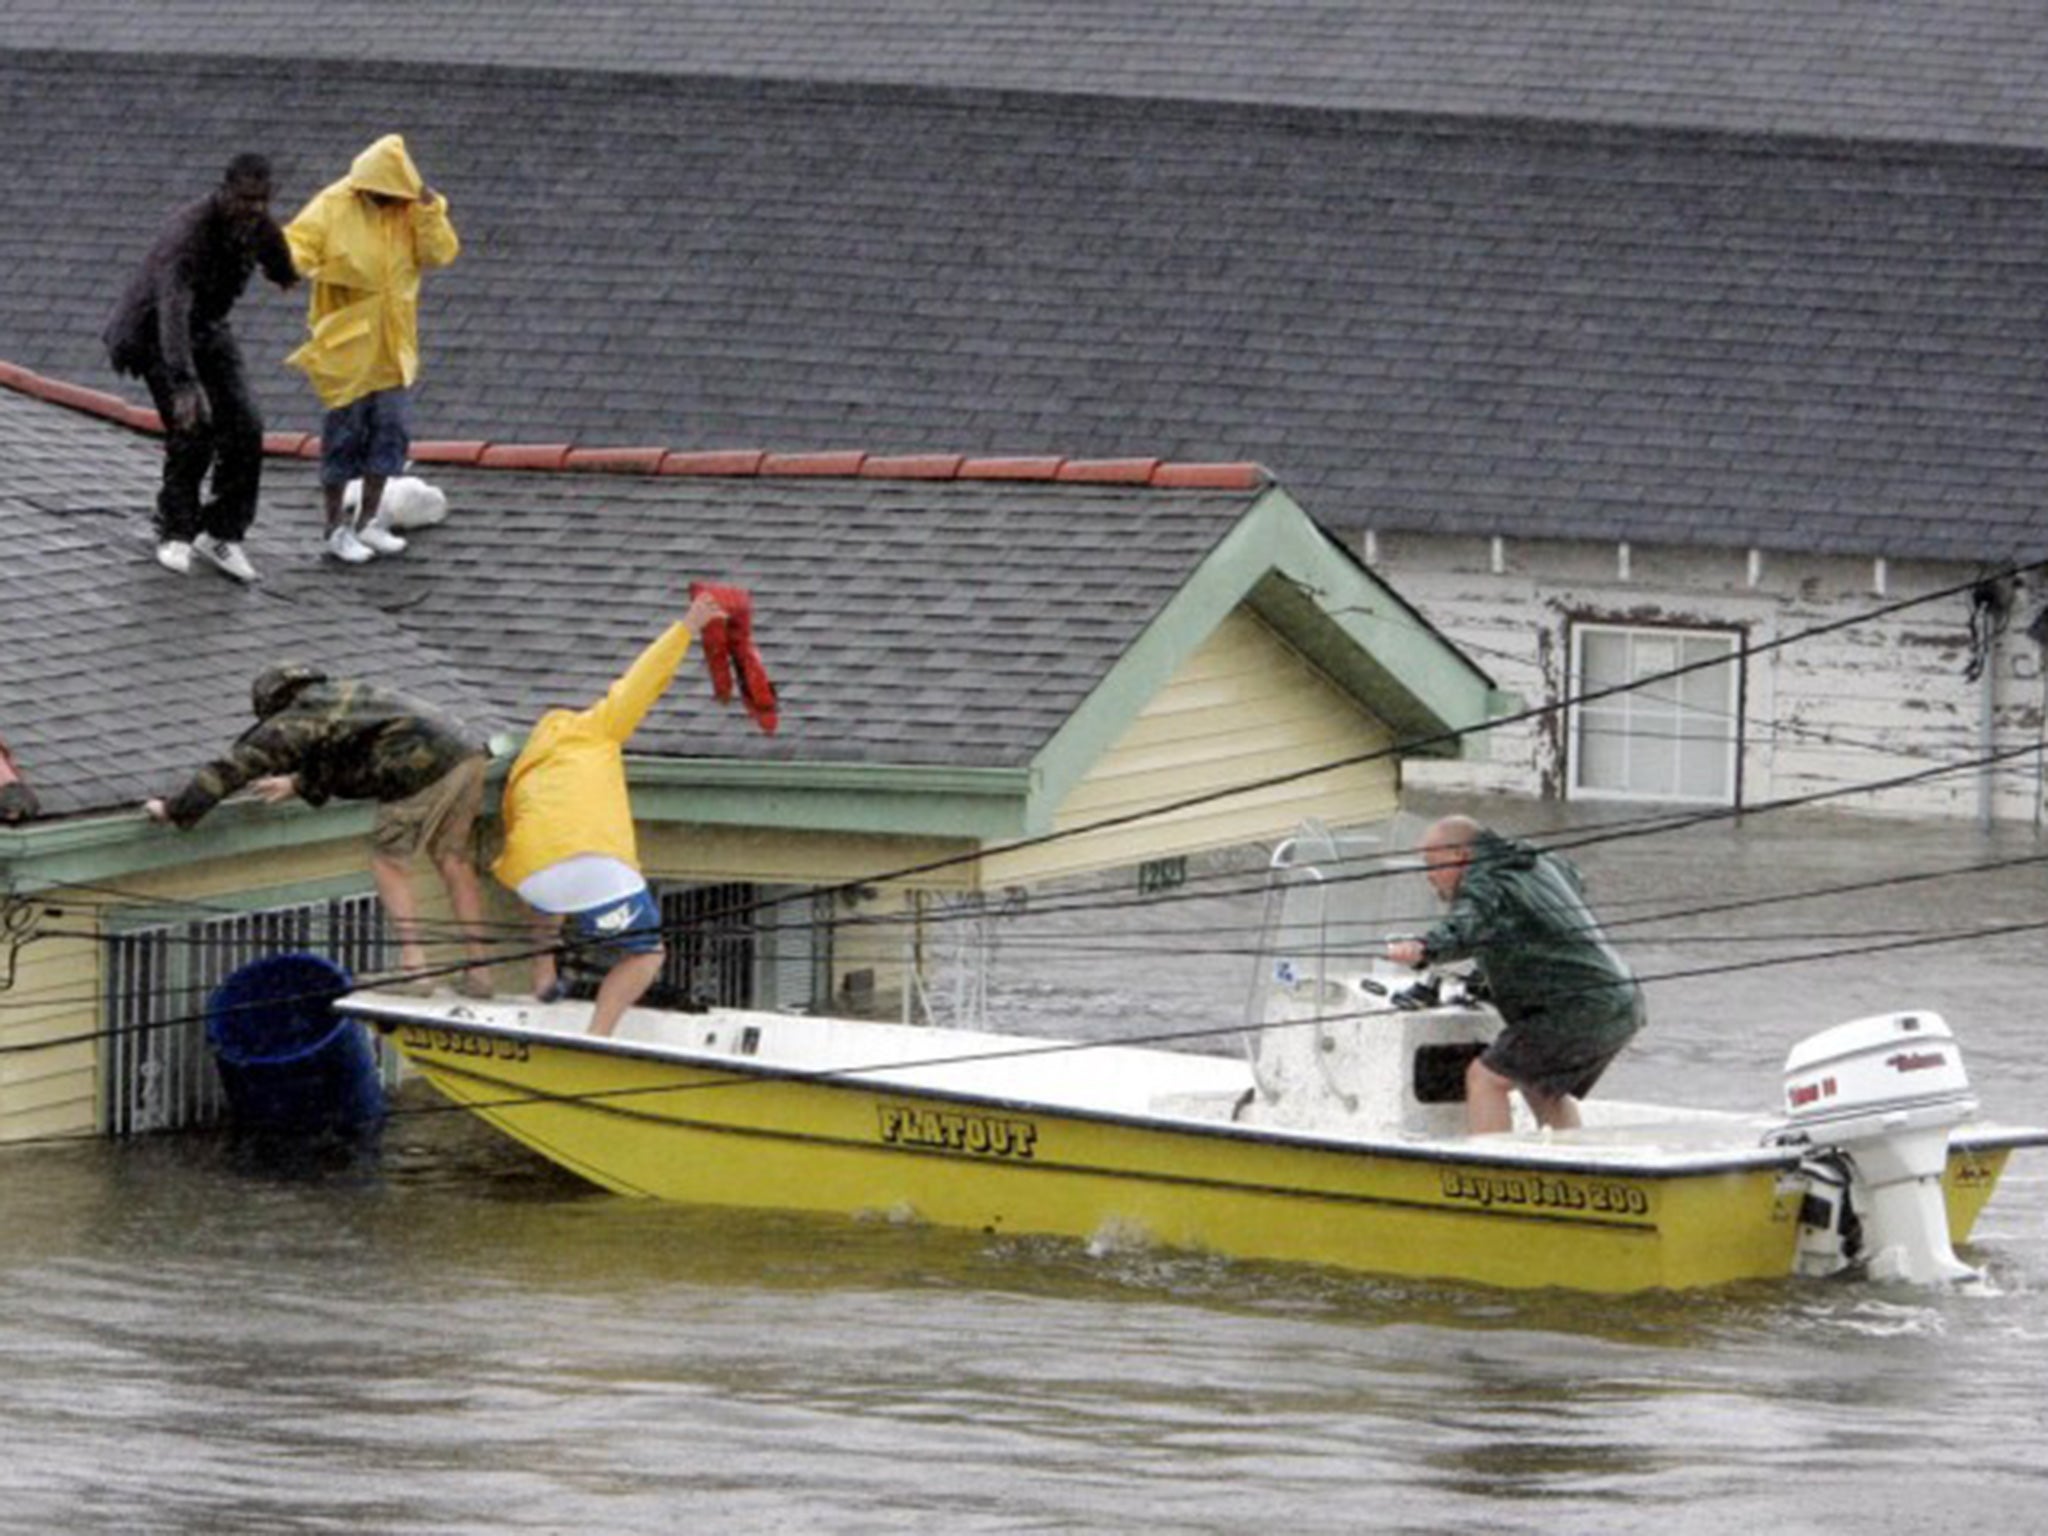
{"left": 2, "top": 761, "right": 1034, "bottom": 892}
{"left": 0, "top": 800, "right": 375, "bottom": 896}
{"left": 1026, "top": 487, "right": 1498, "bottom": 822}
{"left": 627, "top": 758, "right": 1033, "bottom": 839}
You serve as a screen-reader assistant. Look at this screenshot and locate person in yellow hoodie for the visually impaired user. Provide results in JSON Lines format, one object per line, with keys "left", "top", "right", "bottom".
{"left": 495, "top": 590, "right": 726, "bottom": 1037}
{"left": 284, "top": 134, "right": 459, "bottom": 565}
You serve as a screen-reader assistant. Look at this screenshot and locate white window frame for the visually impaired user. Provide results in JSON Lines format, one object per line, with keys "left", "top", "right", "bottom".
{"left": 1567, "top": 620, "right": 1742, "bottom": 805}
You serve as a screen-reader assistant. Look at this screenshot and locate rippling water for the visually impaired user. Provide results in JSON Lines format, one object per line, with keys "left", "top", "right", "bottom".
{"left": 3, "top": 807, "right": 2046, "bottom": 1534}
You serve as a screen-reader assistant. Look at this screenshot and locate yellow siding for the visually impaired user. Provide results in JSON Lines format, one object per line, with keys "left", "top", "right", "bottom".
{"left": 983, "top": 609, "right": 1399, "bottom": 885}
{"left": 0, "top": 928, "right": 101, "bottom": 1141}
{"left": 636, "top": 824, "right": 977, "bottom": 891}
{"left": 2, "top": 836, "right": 377, "bottom": 1141}
{"left": 117, "top": 839, "right": 370, "bottom": 908}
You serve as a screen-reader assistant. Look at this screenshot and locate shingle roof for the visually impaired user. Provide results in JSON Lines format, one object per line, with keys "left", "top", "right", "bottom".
{"left": 0, "top": 388, "right": 1275, "bottom": 820}
{"left": 2, "top": 35, "right": 2045, "bottom": 568}
{"left": 8, "top": 0, "right": 2048, "bottom": 148}
{"left": 0, "top": 395, "right": 491, "bottom": 820}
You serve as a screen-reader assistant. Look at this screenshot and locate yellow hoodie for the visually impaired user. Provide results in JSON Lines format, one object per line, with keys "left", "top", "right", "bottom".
{"left": 284, "top": 134, "right": 460, "bottom": 409}
{"left": 494, "top": 622, "right": 700, "bottom": 888}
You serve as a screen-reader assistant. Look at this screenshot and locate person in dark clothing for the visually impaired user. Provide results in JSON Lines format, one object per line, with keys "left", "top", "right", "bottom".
{"left": 1388, "top": 815, "right": 1645, "bottom": 1134}
{"left": 105, "top": 153, "right": 297, "bottom": 584}
{"left": 144, "top": 665, "right": 496, "bottom": 995}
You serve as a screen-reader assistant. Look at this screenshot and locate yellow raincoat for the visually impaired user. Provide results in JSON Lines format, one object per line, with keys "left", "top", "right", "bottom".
{"left": 494, "top": 623, "right": 701, "bottom": 888}
{"left": 284, "top": 134, "right": 460, "bottom": 409}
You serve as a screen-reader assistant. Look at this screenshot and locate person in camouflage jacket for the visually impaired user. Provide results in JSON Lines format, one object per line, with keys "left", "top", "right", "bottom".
{"left": 1388, "top": 815, "right": 1645, "bottom": 1135}
{"left": 146, "top": 665, "right": 496, "bottom": 994}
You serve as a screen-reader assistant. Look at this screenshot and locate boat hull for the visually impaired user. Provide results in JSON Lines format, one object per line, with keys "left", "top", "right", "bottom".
{"left": 364, "top": 1005, "right": 1890, "bottom": 1293}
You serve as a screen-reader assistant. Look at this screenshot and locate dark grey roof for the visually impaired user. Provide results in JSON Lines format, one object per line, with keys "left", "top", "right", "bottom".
{"left": 0, "top": 391, "right": 1266, "bottom": 820}
{"left": 3, "top": 43, "right": 2046, "bottom": 568}
{"left": 7, "top": 1, "right": 2048, "bottom": 148}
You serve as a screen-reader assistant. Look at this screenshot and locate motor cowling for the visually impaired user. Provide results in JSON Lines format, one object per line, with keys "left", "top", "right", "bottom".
{"left": 1781, "top": 1011, "right": 1978, "bottom": 1284}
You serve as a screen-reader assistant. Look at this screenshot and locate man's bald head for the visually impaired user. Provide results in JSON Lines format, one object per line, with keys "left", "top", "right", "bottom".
{"left": 1420, "top": 814, "right": 1486, "bottom": 898}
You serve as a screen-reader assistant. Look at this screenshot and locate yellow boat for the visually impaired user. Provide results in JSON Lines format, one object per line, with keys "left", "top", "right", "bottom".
{"left": 339, "top": 984, "right": 2045, "bottom": 1294}
{"left": 338, "top": 824, "right": 2043, "bottom": 1292}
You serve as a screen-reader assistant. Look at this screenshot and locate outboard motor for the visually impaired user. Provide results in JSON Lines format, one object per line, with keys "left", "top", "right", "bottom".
{"left": 1781, "top": 1012, "right": 1978, "bottom": 1284}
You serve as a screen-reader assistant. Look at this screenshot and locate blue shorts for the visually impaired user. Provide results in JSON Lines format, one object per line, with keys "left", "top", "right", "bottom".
{"left": 565, "top": 886, "right": 664, "bottom": 957}
{"left": 319, "top": 388, "right": 413, "bottom": 486}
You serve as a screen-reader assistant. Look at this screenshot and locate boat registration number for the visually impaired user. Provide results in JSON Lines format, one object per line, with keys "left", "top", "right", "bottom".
{"left": 399, "top": 1024, "right": 532, "bottom": 1063}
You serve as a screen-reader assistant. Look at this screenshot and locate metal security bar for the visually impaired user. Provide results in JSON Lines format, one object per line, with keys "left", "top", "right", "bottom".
{"left": 656, "top": 882, "right": 759, "bottom": 1008}
{"left": 103, "top": 893, "right": 392, "bottom": 1137}
{"left": 647, "top": 882, "right": 829, "bottom": 1013}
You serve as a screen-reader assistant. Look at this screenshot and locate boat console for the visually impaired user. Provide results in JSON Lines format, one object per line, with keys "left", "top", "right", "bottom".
{"left": 1241, "top": 965, "right": 1497, "bottom": 1138}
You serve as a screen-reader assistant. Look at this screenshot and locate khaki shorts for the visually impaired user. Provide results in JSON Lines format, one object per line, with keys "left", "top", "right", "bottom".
{"left": 370, "top": 754, "right": 486, "bottom": 863}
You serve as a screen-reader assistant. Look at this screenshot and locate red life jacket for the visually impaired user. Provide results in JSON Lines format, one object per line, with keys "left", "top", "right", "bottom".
{"left": 690, "top": 581, "right": 779, "bottom": 734}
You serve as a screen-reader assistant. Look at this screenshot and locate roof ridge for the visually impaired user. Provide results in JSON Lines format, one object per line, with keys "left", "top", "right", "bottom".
{"left": 0, "top": 359, "right": 1270, "bottom": 492}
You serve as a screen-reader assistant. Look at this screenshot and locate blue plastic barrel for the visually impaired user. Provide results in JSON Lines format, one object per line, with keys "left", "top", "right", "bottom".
{"left": 205, "top": 953, "right": 385, "bottom": 1131}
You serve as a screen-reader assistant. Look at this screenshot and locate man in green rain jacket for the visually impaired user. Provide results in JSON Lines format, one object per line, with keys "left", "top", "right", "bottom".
{"left": 145, "top": 665, "right": 494, "bottom": 994}
{"left": 1388, "top": 816, "right": 1645, "bottom": 1134}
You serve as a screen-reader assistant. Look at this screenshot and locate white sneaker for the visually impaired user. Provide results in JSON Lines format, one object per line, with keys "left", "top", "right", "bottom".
{"left": 156, "top": 539, "right": 193, "bottom": 574}
{"left": 193, "top": 533, "right": 259, "bottom": 583}
{"left": 325, "top": 525, "right": 375, "bottom": 564}
{"left": 357, "top": 516, "right": 408, "bottom": 555}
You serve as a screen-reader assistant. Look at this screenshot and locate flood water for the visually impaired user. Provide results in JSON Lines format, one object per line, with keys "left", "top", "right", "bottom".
{"left": 4, "top": 803, "right": 2047, "bottom": 1534}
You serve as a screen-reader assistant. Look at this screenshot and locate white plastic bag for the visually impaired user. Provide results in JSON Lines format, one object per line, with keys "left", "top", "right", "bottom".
{"left": 341, "top": 473, "right": 449, "bottom": 530}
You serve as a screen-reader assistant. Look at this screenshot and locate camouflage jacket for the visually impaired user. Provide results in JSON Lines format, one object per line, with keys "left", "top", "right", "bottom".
{"left": 165, "top": 677, "right": 482, "bottom": 828}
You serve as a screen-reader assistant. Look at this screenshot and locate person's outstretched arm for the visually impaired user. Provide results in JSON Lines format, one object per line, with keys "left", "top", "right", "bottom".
{"left": 580, "top": 591, "right": 726, "bottom": 745}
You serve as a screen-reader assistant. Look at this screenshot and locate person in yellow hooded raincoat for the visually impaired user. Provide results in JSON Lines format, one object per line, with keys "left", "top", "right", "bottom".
{"left": 495, "top": 589, "right": 726, "bottom": 1037}
{"left": 284, "top": 134, "right": 459, "bottom": 565}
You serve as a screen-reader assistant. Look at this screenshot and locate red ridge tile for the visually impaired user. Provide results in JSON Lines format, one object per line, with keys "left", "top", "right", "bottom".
{"left": 659, "top": 450, "right": 768, "bottom": 476}
{"left": 1148, "top": 461, "right": 1270, "bottom": 490}
{"left": 761, "top": 450, "right": 869, "bottom": 476}
{"left": 29, "top": 377, "right": 134, "bottom": 422}
{"left": 410, "top": 440, "right": 489, "bottom": 466}
{"left": 860, "top": 454, "right": 964, "bottom": 479}
{"left": 0, "top": 361, "right": 1271, "bottom": 496}
{"left": 565, "top": 446, "right": 668, "bottom": 474}
{"left": 1057, "top": 458, "right": 1161, "bottom": 484}
{"left": 959, "top": 456, "right": 1066, "bottom": 480}
{"left": 478, "top": 442, "right": 574, "bottom": 471}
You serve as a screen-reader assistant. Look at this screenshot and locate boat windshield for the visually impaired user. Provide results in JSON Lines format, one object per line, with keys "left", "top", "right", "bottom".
{"left": 1244, "top": 814, "right": 1432, "bottom": 1036}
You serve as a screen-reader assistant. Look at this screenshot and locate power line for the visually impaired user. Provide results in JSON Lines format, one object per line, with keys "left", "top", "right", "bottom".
{"left": 183, "top": 906, "right": 2048, "bottom": 1142}
{"left": 5, "top": 560, "right": 2043, "bottom": 1098}
{"left": 20, "top": 552, "right": 2035, "bottom": 942}
{"left": 7, "top": 736, "right": 2044, "bottom": 1032}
